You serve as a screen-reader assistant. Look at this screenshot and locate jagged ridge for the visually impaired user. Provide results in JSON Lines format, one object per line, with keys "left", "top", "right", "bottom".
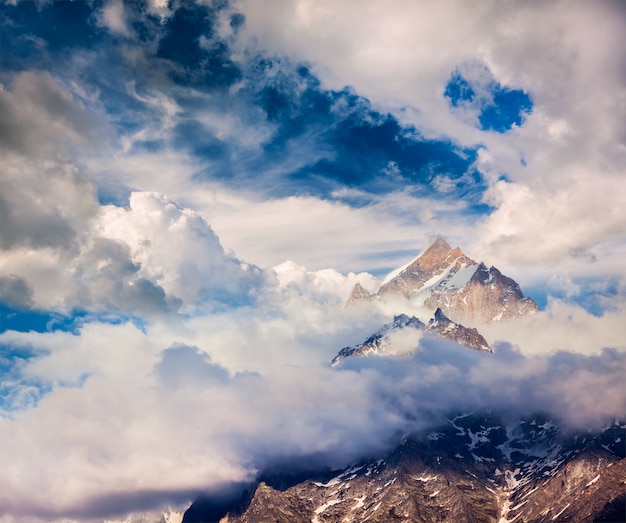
{"left": 331, "top": 309, "right": 490, "bottom": 366}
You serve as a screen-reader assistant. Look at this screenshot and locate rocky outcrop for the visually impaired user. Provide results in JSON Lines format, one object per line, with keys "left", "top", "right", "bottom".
{"left": 345, "top": 282, "right": 372, "bottom": 306}
{"left": 331, "top": 314, "right": 425, "bottom": 365}
{"left": 377, "top": 237, "right": 476, "bottom": 300}
{"left": 427, "top": 307, "right": 491, "bottom": 352}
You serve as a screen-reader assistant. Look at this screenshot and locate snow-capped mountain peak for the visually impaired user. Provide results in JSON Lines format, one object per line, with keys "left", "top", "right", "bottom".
{"left": 351, "top": 237, "right": 538, "bottom": 326}
{"left": 376, "top": 237, "right": 476, "bottom": 299}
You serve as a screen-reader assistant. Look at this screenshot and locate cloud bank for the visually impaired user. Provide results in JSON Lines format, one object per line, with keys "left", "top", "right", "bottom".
{"left": 0, "top": 299, "right": 625, "bottom": 521}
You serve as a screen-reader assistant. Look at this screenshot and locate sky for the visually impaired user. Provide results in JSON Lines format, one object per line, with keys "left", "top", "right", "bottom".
{"left": 0, "top": 0, "right": 625, "bottom": 521}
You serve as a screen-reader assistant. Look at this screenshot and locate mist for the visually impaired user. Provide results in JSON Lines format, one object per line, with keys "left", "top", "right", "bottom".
{"left": 1, "top": 277, "right": 625, "bottom": 521}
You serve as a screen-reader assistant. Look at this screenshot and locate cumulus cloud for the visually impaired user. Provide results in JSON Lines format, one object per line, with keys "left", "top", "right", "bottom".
{"left": 0, "top": 72, "right": 101, "bottom": 253}
{"left": 475, "top": 164, "right": 626, "bottom": 268}
{"left": 0, "top": 295, "right": 624, "bottom": 521}
{"left": 273, "top": 260, "right": 378, "bottom": 301}
{"left": 97, "top": 191, "right": 264, "bottom": 310}
{"left": 1, "top": 172, "right": 263, "bottom": 313}
{"left": 481, "top": 297, "right": 626, "bottom": 357}
{"left": 0, "top": 71, "right": 99, "bottom": 157}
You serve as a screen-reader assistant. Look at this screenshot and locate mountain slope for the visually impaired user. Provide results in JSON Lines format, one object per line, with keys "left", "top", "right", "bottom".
{"left": 182, "top": 238, "right": 621, "bottom": 523}
{"left": 216, "top": 416, "right": 626, "bottom": 523}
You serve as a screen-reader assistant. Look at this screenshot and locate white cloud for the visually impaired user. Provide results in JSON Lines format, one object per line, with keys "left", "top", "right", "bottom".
{"left": 97, "top": 0, "right": 133, "bottom": 38}
{"left": 198, "top": 191, "right": 471, "bottom": 275}
{"left": 235, "top": 0, "right": 626, "bottom": 276}
{"left": 1, "top": 5, "right": 625, "bottom": 520}
{"left": 97, "top": 191, "right": 264, "bottom": 310}
{"left": 0, "top": 71, "right": 100, "bottom": 157}
{"left": 481, "top": 297, "right": 626, "bottom": 357}
{"left": 0, "top": 186, "right": 265, "bottom": 313}
{"left": 273, "top": 259, "right": 378, "bottom": 301}
{"left": 476, "top": 175, "right": 626, "bottom": 267}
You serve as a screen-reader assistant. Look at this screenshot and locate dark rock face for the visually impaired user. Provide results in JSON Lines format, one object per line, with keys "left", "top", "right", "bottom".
{"left": 221, "top": 416, "right": 626, "bottom": 523}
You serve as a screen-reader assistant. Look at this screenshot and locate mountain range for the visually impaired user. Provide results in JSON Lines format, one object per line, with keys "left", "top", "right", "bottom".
{"left": 340, "top": 237, "right": 537, "bottom": 359}
{"left": 116, "top": 238, "right": 625, "bottom": 523}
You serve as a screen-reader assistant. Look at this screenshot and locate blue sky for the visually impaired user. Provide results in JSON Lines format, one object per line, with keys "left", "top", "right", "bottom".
{"left": 0, "top": 1, "right": 625, "bottom": 520}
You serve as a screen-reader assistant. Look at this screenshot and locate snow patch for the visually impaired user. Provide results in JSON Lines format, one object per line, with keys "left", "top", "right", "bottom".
{"left": 415, "top": 474, "right": 437, "bottom": 482}
{"left": 351, "top": 495, "right": 366, "bottom": 511}
{"left": 498, "top": 499, "right": 511, "bottom": 523}
{"left": 510, "top": 499, "right": 528, "bottom": 511}
{"left": 551, "top": 503, "right": 570, "bottom": 520}
{"left": 314, "top": 498, "right": 343, "bottom": 515}
{"left": 383, "top": 477, "right": 397, "bottom": 487}
{"left": 586, "top": 474, "right": 600, "bottom": 487}
{"left": 442, "top": 263, "right": 478, "bottom": 289}
{"left": 520, "top": 486, "right": 538, "bottom": 500}
{"left": 314, "top": 466, "right": 364, "bottom": 487}
{"left": 504, "top": 469, "right": 523, "bottom": 489}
